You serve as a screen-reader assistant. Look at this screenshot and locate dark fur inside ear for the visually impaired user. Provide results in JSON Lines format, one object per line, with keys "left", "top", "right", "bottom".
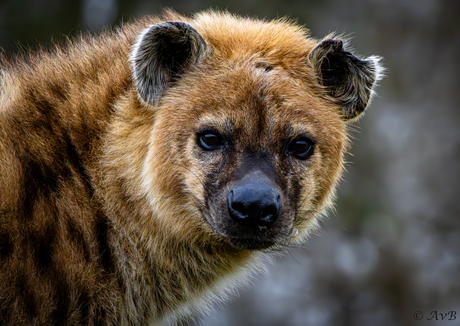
{"left": 131, "top": 22, "right": 209, "bottom": 105}
{"left": 309, "top": 39, "right": 384, "bottom": 120}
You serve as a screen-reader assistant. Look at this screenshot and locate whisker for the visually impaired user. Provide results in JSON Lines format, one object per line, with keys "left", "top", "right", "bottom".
{"left": 189, "top": 170, "right": 208, "bottom": 191}
{"left": 318, "top": 219, "right": 328, "bottom": 233}
{"left": 286, "top": 249, "right": 301, "bottom": 265}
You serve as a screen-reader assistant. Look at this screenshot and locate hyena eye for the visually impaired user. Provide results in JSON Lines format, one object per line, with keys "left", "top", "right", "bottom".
{"left": 287, "top": 137, "right": 315, "bottom": 160}
{"left": 197, "top": 131, "right": 224, "bottom": 150}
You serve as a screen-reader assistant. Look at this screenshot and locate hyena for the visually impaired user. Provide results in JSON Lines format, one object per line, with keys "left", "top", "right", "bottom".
{"left": 0, "top": 10, "right": 383, "bottom": 325}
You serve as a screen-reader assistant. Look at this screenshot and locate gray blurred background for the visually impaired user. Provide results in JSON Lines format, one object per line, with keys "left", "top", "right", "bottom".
{"left": 1, "top": 0, "right": 459, "bottom": 325}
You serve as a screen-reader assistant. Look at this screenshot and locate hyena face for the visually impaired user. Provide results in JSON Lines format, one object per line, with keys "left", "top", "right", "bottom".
{"left": 164, "top": 68, "right": 348, "bottom": 251}
{"left": 131, "top": 16, "right": 383, "bottom": 251}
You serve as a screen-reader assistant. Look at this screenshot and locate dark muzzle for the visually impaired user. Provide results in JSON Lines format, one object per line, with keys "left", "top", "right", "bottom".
{"left": 227, "top": 172, "right": 281, "bottom": 227}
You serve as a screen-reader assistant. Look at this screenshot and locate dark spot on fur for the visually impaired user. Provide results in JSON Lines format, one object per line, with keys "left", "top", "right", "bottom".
{"left": 24, "top": 152, "right": 58, "bottom": 189}
{"left": 17, "top": 157, "right": 56, "bottom": 221}
{"left": 46, "top": 80, "right": 69, "bottom": 103}
{"left": 76, "top": 286, "right": 91, "bottom": 323}
{"left": 32, "top": 224, "right": 56, "bottom": 270}
{"left": 63, "top": 134, "right": 95, "bottom": 198}
{"left": 51, "top": 278, "right": 71, "bottom": 325}
{"left": 95, "top": 217, "right": 116, "bottom": 274}
{"left": 16, "top": 274, "right": 38, "bottom": 318}
{"left": 0, "top": 231, "right": 12, "bottom": 259}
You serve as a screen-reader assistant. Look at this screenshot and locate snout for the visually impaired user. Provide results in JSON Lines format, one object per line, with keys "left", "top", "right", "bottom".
{"left": 228, "top": 172, "right": 281, "bottom": 227}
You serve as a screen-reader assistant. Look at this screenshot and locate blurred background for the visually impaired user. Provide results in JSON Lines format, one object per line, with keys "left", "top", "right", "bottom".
{"left": 1, "top": 0, "right": 459, "bottom": 325}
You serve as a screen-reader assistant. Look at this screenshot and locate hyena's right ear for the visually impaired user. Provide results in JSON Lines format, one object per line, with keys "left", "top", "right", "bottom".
{"left": 130, "top": 21, "right": 209, "bottom": 105}
{"left": 309, "top": 38, "right": 384, "bottom": 120}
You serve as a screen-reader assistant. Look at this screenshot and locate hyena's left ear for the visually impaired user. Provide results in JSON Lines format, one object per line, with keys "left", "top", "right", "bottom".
{"left": 309, "top": 38, "right": 384, "bottom": 120}
{"left": 130, "top": 21, "right": 209, "bottom": 105}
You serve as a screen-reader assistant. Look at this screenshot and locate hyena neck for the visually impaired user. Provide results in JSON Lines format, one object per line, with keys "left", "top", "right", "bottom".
{"left": 109, "top": 222, "right": 262, "bottom": 322}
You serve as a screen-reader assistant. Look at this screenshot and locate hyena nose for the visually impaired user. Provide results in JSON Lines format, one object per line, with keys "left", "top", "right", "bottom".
{"left": 228, "top": 178, "right": 281, "bottom": 227}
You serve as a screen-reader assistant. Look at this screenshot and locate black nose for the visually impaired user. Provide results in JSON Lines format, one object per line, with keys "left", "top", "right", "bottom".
{"left": 228, "top": 174, "right": 281, "bottom": 227}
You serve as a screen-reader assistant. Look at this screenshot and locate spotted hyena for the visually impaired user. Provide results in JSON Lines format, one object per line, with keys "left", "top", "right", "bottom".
{"left": 0, "top": 9, "right": 383, "bottom": 325}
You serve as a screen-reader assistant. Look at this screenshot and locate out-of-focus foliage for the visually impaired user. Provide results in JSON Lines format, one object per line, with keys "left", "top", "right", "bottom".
{"left": 1, "top": 1, "right": 459, "bottom": 325}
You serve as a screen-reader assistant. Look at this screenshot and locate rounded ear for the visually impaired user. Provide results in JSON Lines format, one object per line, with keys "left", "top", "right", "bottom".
{"left": 130, "top": 21, "right": 209, "bottom": 105}
{"left": 309, "top": 38, "right": 384, "bottom": 120}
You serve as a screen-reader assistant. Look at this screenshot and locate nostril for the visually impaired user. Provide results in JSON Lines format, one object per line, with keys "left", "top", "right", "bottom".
{"left": 231, "top": 201, "right": 248, "bottom": 218}
{"left": 258, "top": 195, "right": 281, "bottom": 226}
{"left": 228, "top": 190, "right": 250, "bottom": 224}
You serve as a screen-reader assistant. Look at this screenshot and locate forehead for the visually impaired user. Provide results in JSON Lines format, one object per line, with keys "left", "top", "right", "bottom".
{"left": 160, "top": 65, "right": 344, "bottom": 145}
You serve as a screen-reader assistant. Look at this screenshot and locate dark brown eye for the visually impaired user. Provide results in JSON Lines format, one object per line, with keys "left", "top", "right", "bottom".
{"left": 197, "top": 131, "right": 224, "bottom": 150}
{"left": 287, "top": 137, "right": 314, "bottom": 160}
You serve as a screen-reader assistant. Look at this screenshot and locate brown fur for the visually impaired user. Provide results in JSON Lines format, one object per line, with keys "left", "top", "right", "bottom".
{"left": 0, "top": 10, "right": 383, "bottom": 325}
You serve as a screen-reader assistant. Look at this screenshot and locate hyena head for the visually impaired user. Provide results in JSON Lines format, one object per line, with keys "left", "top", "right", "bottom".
{"left": 130, "top": 12, "right": 383, "bottom": 251}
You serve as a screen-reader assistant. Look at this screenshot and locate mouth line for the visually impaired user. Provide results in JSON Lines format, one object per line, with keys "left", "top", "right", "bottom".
{"left": 200, "top": 209, "right": 295, "bottom": 250}
{"left": 206, "top": 221, "right": 276, "bottom": 250}
{"left": 217, "top": 226, "right": 294, "bottom": 250}
{"left": 224, "top": 236, "right": 276, "bottom": 250}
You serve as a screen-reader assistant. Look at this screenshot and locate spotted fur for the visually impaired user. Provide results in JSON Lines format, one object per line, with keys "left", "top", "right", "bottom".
{"left": 0, "top": 10, "right": 383, "bottom": 325}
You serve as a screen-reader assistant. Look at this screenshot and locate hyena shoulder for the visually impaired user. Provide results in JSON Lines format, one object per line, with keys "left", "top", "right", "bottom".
{"left": 0, "top": 10, "right": 383, "bottom": 325}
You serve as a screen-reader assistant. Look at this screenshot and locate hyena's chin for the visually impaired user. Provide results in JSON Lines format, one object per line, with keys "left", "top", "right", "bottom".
{"left": 206, "top": 216, "right": 295, "bottom": 251}
{"left": 219, "top": 227, "right": 294, "bottom": 251}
